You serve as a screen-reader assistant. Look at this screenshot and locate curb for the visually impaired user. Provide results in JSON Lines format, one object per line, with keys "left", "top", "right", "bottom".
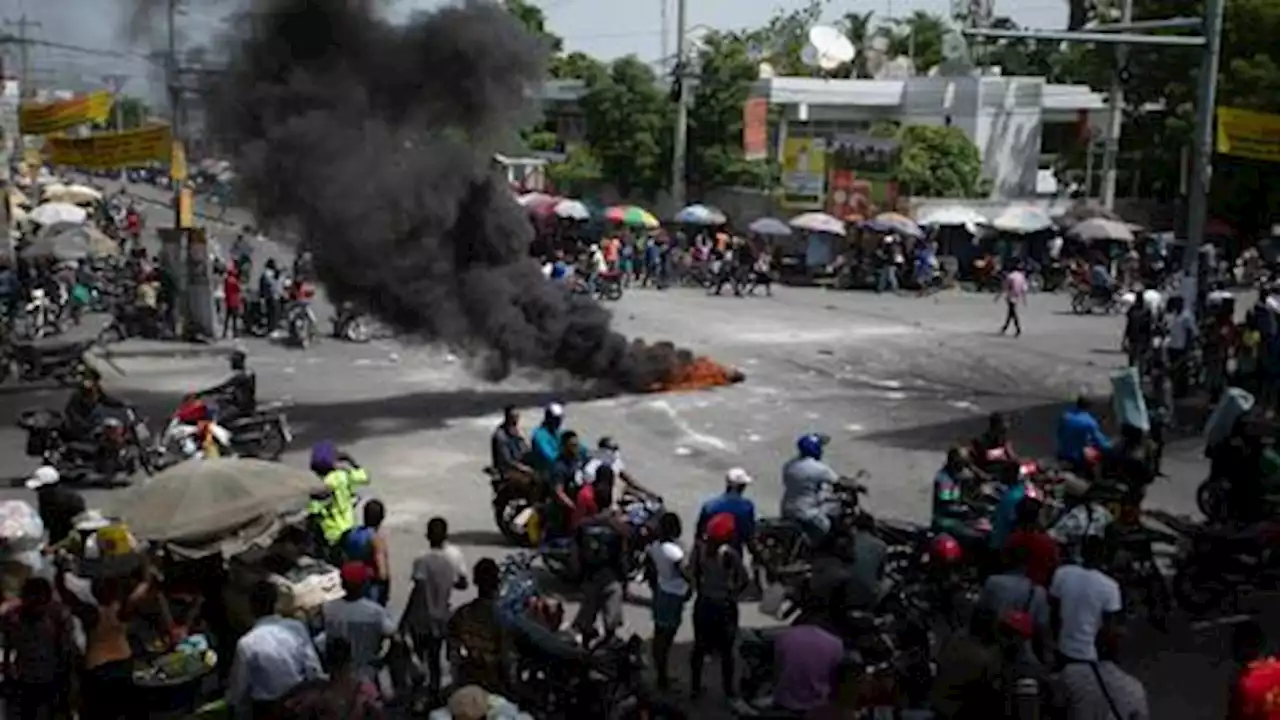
{"left": 96, "top": 342, "right": 236, "bottom": 361}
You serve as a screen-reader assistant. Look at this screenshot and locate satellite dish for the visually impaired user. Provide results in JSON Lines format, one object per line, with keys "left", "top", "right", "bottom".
{"left": 757, "top": 61, "right": 776, "bottom": 79}
{"left": 804, "top": 25, "right": 855, "bottom": 70}
{"left": 800, "top": 44, "right": 820, "bottom": 68}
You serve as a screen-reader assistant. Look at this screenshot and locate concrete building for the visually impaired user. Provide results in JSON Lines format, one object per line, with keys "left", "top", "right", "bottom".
{"left": 535, "top": 75, "right": 1108, "bottom": 205}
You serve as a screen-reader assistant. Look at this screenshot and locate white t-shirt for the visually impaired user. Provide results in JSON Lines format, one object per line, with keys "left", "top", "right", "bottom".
{"left": 648, "top": 541, "right": 689, "bottom": 597}
{"left": 582, "top": 454, "right": 625, "bottom": 483}
{"left": 1049, "top": 564, "right": 1122, "bottom": 661}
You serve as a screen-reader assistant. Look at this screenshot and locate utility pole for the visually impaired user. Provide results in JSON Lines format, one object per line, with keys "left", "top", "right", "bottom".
{"left": 3, "top": 16, "right": 43, "bottom": 98}
{"left": 670, "top": 0, "right": 688, "bottom": 211}
{"left": 167, "top": 0, "right": 183, "bottom": 229}
{"left": 660, "top": 0, "right": 669, "bottom": 75}
{"left": 1099, "top": 0, "right": 1134, "bottom": 210}
{"left": 1181, "top": 0, "right": 1226, "bottom": 302}
{"left": 103, "top": 73, "right": 129, "bottom": 182}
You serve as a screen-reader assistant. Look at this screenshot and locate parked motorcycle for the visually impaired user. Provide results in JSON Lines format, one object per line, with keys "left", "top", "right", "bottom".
{"left": 1165, "top": 512, "right": 1280, "bottom": 613}
{"left": 596, "top": 271, "right": 624, "bottom": 301}
{"left": 331, "top": 304, "right": 373, "bottom": 343}
{"left": 18, "top": 406, "right": 155, "bottom": 486}
{"left": 0, "top": 339, "right": 94, "bottom": 386}
{"left": 18, "top": 288, "right": 64, "bottom": 340}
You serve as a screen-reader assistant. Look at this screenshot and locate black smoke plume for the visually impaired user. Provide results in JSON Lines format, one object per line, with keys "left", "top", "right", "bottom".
{"left": 208, "top": 0, "right": 688, "bottom": 390}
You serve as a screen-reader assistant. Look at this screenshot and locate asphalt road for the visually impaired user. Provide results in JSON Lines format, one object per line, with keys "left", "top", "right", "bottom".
{"left": 14, "top": 178, "right": 1246, "bottom": 717}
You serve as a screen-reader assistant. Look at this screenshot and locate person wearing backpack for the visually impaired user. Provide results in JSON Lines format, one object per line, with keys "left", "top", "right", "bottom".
{"left": 570, "top": 469, "right": 629, "bottom": 644}
{"left": 342, "top": 500, "right": 390, "bottom": 605}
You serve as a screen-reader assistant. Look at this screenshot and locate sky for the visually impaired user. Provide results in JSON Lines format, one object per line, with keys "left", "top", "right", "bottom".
{"left": 3, "top": 0, "right": 1067, "bottom": 101}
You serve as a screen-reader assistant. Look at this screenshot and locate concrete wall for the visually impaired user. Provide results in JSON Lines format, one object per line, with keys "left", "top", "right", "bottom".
{"left": 976, "top": 78, "right": 1045, "bottom": 199}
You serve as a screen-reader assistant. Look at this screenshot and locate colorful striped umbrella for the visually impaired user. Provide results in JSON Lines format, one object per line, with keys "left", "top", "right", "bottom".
{"left": 605, "top": 205, "right": 659, "bottom": 229}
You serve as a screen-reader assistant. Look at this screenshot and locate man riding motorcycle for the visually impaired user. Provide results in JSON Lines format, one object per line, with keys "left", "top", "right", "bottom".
{"left": 781, "top": 433, "right": 840, "bottom": 544}
{"left": 932, "top": 447, "right": 990, "bottom": 548}
{"left": 530, "top": 403, "right": 566, "bottom": 477}
{"left": 195, "top": 350, "right": 256, "bottom": 424}
{"left": 581, "top": 436, "right": 658, "bottom": 506}
{"left": 1056, "top": 395, "right": 1112, "bottom": 477}
{"left": 63, "top": 369, "right": 127, "bottom": 445}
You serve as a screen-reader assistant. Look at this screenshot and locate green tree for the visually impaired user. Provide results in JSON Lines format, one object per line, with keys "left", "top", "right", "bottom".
{"left": 547, "top": 145, "right": 604, "bottom": 196}
{"left": 684, "top": 31, "right": 773, "bottom": 193}
{"left": 893, "top": 125, "right": 983, "bottom": 197}
{"left": 501, "top": 0, "right": 563, "bottom": 55}
{"left": 881, "top": 11, "right": 948, "bottom": 75}
{"left": 579, "top": 56, "right": 672, "bottom": 197}
{"left": 550, "top": 51, "right": 606, "bottom": 82}
{"left": 745, "top": 0, "right": 826, "bottom": 76}
{"left": 117, "top": 97, "right": 150, "bottom": 129}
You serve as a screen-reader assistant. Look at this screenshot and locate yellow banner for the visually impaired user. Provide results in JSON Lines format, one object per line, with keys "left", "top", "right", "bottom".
{"left": 171, "top": 140, "right": 188, "bottom": 181}
{"left": 780, "top": 137, "right": 827, "bottom": 208}
{"left": 19, "top": 91, "right": 113, "bottom": 135}
{"left": 45, "top": 125, "right": 172, "bottom": 170}
{"left": 1216, "top": 107, "right": 1280, "bottom": 163}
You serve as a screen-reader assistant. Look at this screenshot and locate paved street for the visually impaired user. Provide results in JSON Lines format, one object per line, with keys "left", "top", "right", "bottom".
{"left": 9, "top": 179, "right": 1245, "bottom": 716}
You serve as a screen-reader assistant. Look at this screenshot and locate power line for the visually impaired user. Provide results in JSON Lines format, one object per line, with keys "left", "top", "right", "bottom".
{"left": 3, "top": 15, "right": 43, "bottom": 97}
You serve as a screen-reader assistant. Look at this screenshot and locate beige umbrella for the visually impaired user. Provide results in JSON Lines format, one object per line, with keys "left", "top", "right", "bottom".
{"left": 1067, "top": 217, "right": 1136, "bottom": 244}
{"left": 50, "top": 184, "right": 104, "bottom": 205}
{"left": 107, "top": 458, "right": 325, "bottom": 545}
{"left": 41, "top": 182, "right": 68, "bottom": 198}
{"left": 9, "top": 189, "right": 29, "bottom": 207}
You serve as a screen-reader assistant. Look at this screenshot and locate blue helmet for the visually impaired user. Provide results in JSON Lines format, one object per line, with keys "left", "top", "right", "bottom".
{"left": 796, "top": 433, "right": 826, "bottom": 460}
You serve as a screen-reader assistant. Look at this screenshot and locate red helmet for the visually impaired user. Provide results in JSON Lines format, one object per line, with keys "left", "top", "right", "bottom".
{"left": 929, "top": 533, "right": 964, "bottom": 565}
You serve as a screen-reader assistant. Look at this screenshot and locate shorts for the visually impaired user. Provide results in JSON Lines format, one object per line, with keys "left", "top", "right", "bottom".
{"left": 652, "top": 590, "right": 687, "bottom": 631}
{"left": 693, "top": 597, "right": 738, "bottom": 652}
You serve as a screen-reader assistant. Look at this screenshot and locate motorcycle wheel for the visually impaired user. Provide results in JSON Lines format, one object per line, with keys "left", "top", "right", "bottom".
{"left": 290, "top": 318, "right": 310, "bottom": 348}
{"left": 753, "top": 529, "right": 799, "bottom": 579}
{"left": 602, "top": 283, "right": 623, "bottom": 302}
{"left": 1172, "top": 563, "right": 1228, "bottom": 614}
{"left": 258, "top": 423, "right": 289, "bottom": 461}
{"left": 343, "top": 317, "right": 372, "bottom": 343}
{"left": 1196, "top": 477, "right": 1227, "bottom": 521}
{"left": 492, "top": 486, "right": 535, "bottom": 547}
{"left": 1070, "top": 293, "right": 1089, "bottom": 315}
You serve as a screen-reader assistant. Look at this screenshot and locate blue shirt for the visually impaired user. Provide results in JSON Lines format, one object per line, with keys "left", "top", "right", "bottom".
{"left": 989, "top": 481, "right": 1027, "bottom": 549}
{"left": 781, "top": 457, "right": 839, "bottom": 522}
{"left": 529, "top": 425, "right": 562, "bottom": 473}
{"left": 697, "top": 491, "right": 756, "bottom": 547}
{"left": 228, "top": 616, "right": 324, "bottom": 714}
{"left": 550, "top": 262, "right": 568, "bottom": 280}
{"left": 1056, "top": 408, "right": 1112, "bottom": 464}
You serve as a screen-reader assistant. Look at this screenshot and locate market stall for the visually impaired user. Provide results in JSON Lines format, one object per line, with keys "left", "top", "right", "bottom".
{"left": 93, "top": 457, "right": 334, "bottom": 713}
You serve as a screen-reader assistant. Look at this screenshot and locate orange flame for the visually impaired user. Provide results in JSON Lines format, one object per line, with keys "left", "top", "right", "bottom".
{"left": 650, "top": 356, "right": 744, "bottom": 393}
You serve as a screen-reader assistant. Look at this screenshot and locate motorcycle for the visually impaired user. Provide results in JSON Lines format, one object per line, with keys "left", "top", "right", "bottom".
{"left": 1070, "top": 285, "right": 1121, "bottom": 315}
{"left": 331, "top": 304, "right": 373, "bottom": 343}
{"left": 0, "top": 339, "right": 94, "bottom": 386}
{"left": 540, "top": 495, "right": 665, "bottom": 584}
{"left": 287, "top": 301, "right": 317, "bottom": 348}
{"left": 19, "top": 288, "right": 63, "bottom": 340}
{"left": 221, "top": 400, "right": 294, "bottom": 460}
{"left": 596, "top": 271, "right": 624, "bottom": 301}
{"left": 1164, "top": 512, "right": 1280, "bottom": 613}
{"left": 1196, "top": 475, "right": 1230, "bottom": 521}
{"left": 487, "top": 467, "right": 544, "bottom": 547}
{"left": 18, "top": 406, "right": 155, "bottom": 486}
{"left": 753, "top": 471, "right": 870, "bottom": 579}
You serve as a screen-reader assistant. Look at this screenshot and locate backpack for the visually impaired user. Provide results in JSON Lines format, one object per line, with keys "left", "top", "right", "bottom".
{"left": 578, "top": 521, "right": 619, "bottom": 572}
{"left": 343, "top": 525, "right": 376, "bottom": 564}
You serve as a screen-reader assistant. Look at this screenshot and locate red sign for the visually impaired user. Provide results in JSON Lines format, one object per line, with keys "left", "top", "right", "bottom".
{"left": 827, "top": 169, "right": 873, "bottom": 221}
{"left": 742, "top": 98, "right": 769, "bottom": 161}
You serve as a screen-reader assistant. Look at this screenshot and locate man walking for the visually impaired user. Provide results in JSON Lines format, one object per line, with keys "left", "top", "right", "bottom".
{"left": 999, "top": 261, "right": 1028, "bottom": 337}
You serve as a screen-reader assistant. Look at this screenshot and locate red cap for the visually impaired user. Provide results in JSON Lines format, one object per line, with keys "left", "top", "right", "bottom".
{"left": 705, "top": 512, "right": 736, "bottom": 544}
{"left": 340, "top": 561, "right": 371, "bottom": 586}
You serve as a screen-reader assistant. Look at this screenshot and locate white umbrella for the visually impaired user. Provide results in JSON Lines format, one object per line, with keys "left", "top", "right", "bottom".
{"left": 1067, "top": 217, "right": 1136, "bottom": 244}
{"left": 553, "top": 198, "right": 590, "bottom": 221}
{"left": 41, "top": 182, "right": 68, "bottom": 198}
{"left": 789, "top": 212, "right": 847, "bottom": 237}
{"left": 51, "top": 184, "right": 104, "bottom": 205}
{"left": 917, "top": 205, "right": 988, "bottom": 228}
{"left": 990, "top": 205, "right": 1054, "bottom": 234}
{"left": 29, "top": 202, "right": 88, "bottom": 226}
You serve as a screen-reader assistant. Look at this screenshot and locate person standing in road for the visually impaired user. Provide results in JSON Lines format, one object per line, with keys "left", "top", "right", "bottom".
{"left": 260, "top": 259, "right": 283, "bottom": 334}
{"left": 1054, "top": 626, "right": 1150, "bottom": 720}
{"left": 227, "top": 580, "right": 324, "bottom": 720}
{"left": 402, "top": 517, "right": 468, "bottom": 700}
{"left": 646, "top": 511, "right": 690, "bottom": 691}
{"left": 688, "top": 512, "right": 749, "bottom": 701}
{"left": 696, "top": 468, "right": 756, "bottom": 552}
{"left": 1049, "top": 535, "right": 1122, "bottom": 667}
{"left": 998, "top": 260, "right": 1028, "bottom": 337}
{"left": 223, "top": 265, "right": 244, "bottom": 339}
{"left": 308, "top": 441, "right": 371, "bottom": 551}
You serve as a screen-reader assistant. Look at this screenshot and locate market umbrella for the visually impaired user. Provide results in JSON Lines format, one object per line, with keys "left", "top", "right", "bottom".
{"left": 747, "top": 217, "right": 792, "bottom": 236}
{"left": 917, "top": 205, "right": 988, "bottom": 228}
{"left": 1054, "top": 199, "right": 1120, "bottom": 229}
{"left": 552, "top": 198, "right": 591, "bottom": 221}
{"left": 789, "top": 212, "right": 847, "bottom": 237}
{"left": 48, "top": 184, "right": 103, "bottom": 205}
{"left": 605, "top": 205, "right": 660, "bottom": 229}
{"left": 29, "top": 202, "right": 87, "bottom": 227}
{"left": 990, "top": 205, "right": 1054, "bottom": 234}
{"left": 1067, "top": 217, "right": 1136, "bottom": 244}
{"left": 9, "top": 189, "right": 30, "bottom": 207}
{"left": 108, "top": 458, "right": 325, "bottom": 546}
{"left": 516, "top": 192, "right": 558, "bottom": 208}
{"left": 863, "top": 211, "right": 924, "bottom": 239}
{"left": 27, "top": 222, "right": 119, "bottom": 260}
{"left": 674, "top": 203, "right": 727, "bottom": 226}
{"left": 41, "top": 182, "right": 68, "bottom": 199}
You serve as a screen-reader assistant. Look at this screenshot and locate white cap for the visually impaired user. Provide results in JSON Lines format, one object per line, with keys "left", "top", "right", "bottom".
{"left": 25, "top": 466, "right": 60, "bottom": 490}
{"left": 725, "top": 467, "right": 753, "bottom": 486}
{"left": 546, "top": 403, "right": 565, "bottom": 418}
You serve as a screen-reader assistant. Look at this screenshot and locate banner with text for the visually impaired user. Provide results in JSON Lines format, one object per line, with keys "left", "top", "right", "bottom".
{"left": 1216, "top": 107, "right": 1280, "bottom": 163}
{"left": 19, "top": 91, "right": 113, "bottom": 135}
{"left": 45, "top": 125, "right": 172, "bottom": 169}
{"left": 780, "top": 137, "right": 827, "bottom": 209}
{"left": 741, "top": 98, "right": 769, "bottom": 161}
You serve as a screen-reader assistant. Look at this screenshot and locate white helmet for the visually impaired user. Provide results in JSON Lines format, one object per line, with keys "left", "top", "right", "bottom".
{"left": 25, "top": 466, "right": 59, "bottom": 490}
{"left": 725, "top": 467, "right": 753, "bottom": 486}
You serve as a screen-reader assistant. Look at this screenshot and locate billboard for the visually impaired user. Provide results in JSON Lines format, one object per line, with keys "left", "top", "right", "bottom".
{"left": 780, "top": 137, "right": 827, "bottom": 208}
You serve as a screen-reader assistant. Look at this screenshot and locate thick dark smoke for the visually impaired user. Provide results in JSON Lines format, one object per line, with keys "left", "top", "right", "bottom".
{"left": 207, "top": 0, "right": 688, "bottom": 390}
